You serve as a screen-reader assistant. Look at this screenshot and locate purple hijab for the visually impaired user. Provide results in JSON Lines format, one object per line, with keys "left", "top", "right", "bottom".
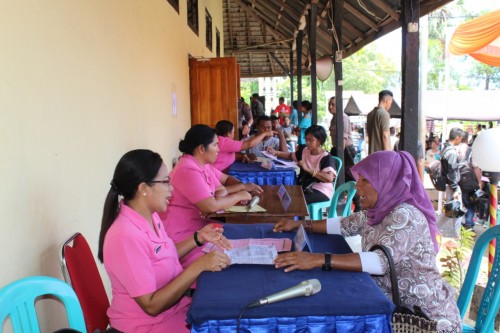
{"left": 350, "top": 151, "right": 439, "bottom": 252}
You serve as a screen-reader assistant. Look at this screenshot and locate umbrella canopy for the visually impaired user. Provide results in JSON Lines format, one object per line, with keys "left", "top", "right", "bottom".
{"left": 449, "top": 10, "right": 500, "bottom": 67}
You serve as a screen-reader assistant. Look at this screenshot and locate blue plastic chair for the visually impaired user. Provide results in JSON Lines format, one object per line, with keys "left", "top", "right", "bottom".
{"left": 354, "top": 152, "right": 362, "bottom": 164}
{"left": 0, "top": 276, "right": 86, "bottom": 333}
{"left": 308, "top": 181, "right": 357, "bottom": 220}
{"left": 457, "top": 225, "right": 500, "bottom": 332}
{"left": 327, "top": 181, "right": 357, "bottom": 218}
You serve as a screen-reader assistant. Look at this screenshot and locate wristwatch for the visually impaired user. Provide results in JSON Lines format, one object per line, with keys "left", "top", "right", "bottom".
{"left": 322, "top": 253, "right": 333, "bottom": 271}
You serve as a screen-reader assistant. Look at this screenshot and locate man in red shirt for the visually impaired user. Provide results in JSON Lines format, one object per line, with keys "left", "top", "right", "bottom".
{"left": 272, "top": 97, "right": 291, "bottom": 125}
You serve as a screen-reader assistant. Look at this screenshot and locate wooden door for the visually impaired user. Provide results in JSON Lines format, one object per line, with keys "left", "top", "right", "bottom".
{"left": 189, "top": 57, "right": 239, "bottom": 128}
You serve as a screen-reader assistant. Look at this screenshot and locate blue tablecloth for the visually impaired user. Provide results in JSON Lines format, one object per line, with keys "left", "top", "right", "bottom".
{"left": 187, "top": 224, "right": 394, "bottom": 333}
{"left": 228, "top": 162, "right": 296, "bottom": 185}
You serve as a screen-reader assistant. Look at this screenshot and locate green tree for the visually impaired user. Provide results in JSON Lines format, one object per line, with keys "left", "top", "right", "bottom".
{"left": 468, "top": 61, "right": 500, "bottom": 90}
{"left": 240, "top": 80, "right": 258, "bottom": 102}
{"left": 330, "top": 44, "right": 400, "bottom": 93}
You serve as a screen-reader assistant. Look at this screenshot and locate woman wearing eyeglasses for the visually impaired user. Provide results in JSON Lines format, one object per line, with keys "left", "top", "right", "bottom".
{"left": 160, "top": 125, "right": 260, "bottom": 267}
{"left": 98, "top": 149, "right": 233, "bottom": 333}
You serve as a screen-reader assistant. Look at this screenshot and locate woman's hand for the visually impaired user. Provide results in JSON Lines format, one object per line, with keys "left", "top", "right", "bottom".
{"left": 198, "top": 223, "right": 232, "bottom": 250}
{"left": 243, "top": 182, "right": 263, "bottom": 195}
{"left": 238, "top": 190, "right": 252, "bottom": 201}
{"left": 241, "top": 154, "right": 252, "bottom": 163}
{"left": 274, "top": 252, "right": 322, "bottom": 272}
{"left": 266, "top": 147, "right": 277, "bottom": 156}
{"left": 273, "top": 219, "right": 301, "bottom": 232}
{"left": 198, "top": 251, "right": 232, "bottom": 272}
{"left": 247, "top": 153, "right": 258, "bottom": 161}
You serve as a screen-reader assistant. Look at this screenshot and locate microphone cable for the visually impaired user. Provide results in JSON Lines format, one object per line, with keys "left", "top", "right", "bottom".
{"left": 236, "top": 303, "right": 252, "bottom": 333}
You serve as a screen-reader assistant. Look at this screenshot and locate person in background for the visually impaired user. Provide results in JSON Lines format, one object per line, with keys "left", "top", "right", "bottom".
{"left": 389, "top": 127, "right": 398, "bottom": 150}
{"left": 213, "top": 120, "right": 273, "bottom": 172}
{"left": 160, "top": 125, "right": 258, "bottom": 267}
{"left": 272, "top": 96, "right": 291, "bottom": 125}
{"left": 251, "top": 93, "right": 265, "bottom": 119}
{"left": 267, "top": 125, "right": 337, "bottom": 205}
{"left": 366, "top": 90, "right": 392, "bottom": 154}
{"left": 425, "top": 139, "right": 441, "bottom": 170}
{"left": 293, "top": 100, "right": 313, "bottom": 146}
{"left": 98, "top": 149, "right": 232, "bottom": 333}
{"left": 273, "top": 151, "right": 461, "bottom": 332}
{"left": 239, "top": 120, "right": 252, "bottom": 139}
{"left": 270, "top": 115, "right": 281, "bottom": 132}
{"left": 456, "top": 132, "right": 482, "bottom": 230}
{"left": 246, "top": 115, "right": 288, "bottom": 159}
{"left": 238, "top": 97, "right": 253, "bottom": 131}
{"left": 436, "top": 127, "right": 464, "bottom": 238}
{"left": 281, "top": 115, "right": 296, "bottom": 151}
{"left": 290, "top": 100, "right": 299, "bottom": 126}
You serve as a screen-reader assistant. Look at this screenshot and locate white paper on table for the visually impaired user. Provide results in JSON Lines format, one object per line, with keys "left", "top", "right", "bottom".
{"left": 203, "top": 238, "right": 292, "bottom": 253}
{"left": 260, "top": 151, "right": 297, "bottom": 168}
{"left": 224, "top": 245, "right": 278, "bottom": 264}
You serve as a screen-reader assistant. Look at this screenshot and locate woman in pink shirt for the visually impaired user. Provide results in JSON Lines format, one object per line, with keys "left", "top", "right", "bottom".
{"left": 213, "top": 120, "right": 273, "bottom": 172}
{"left": 160, "top": 125, "right": 263, "bottom": 266}
{"left": 98, "top": 149, "right": 232, "bottom": 333}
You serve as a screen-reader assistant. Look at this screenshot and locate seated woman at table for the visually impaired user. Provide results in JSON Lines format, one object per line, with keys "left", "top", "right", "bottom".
{"left": 245, "top": 115, "right": 288, "bottom": 160}
{"left": 267, "top": 125, "right": 336, "bottom": 205}
{"left": 98, "top": 149, "right": 232, "bottom": 333}
{"left": 272, "top": 151, "right": 461, "bottom": 332}
{"left": 213, "top": 120, "right": 273, "bottom": 172}
{"left": 160, "top": 124, "right": 260, "bottom": 266}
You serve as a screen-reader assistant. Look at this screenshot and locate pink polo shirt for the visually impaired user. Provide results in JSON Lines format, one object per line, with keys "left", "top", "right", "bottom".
{"left": 103, "top": 203, "right": 191, "bottom": 333}
{"left": 159, "top": 154, "right": 222, "bottom": 266}
{"left": 213, "top": 135, "right": 243, "bottom": 172}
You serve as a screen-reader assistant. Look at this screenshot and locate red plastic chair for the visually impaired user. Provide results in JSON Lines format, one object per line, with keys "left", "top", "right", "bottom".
{"left": 61, "top": 232, "right": 110, "bottom": 333}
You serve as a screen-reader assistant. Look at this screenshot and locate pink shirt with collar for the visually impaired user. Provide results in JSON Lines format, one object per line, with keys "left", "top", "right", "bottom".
{"left": 103, "top": 203, "right": 191, "bottom": 333}
{"left": 159, "top": 154, "right": 222, "bottom": 266}
{"left": 212, "top": 135, "right": 243, "bottom": 172}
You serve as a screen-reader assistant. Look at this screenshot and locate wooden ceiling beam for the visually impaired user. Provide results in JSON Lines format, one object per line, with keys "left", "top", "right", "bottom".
{"left": 233, "top": 0, "right": 291, "bottom": 47}
{"left": 370, "top": 0, "right": 400, "bottom": 21}
{"left": 343, "top": 2, "right": 379, "bottom": 31}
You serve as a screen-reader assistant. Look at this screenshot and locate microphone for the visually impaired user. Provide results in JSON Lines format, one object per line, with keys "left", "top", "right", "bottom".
{"left": 245, "top": 196, "right": 260, "bottom": 221}
{"left": 247, "top": 196, "right": 260, "bottom": 210}
{"left": 247, "top": 279, "right": 321, "bottom": 308}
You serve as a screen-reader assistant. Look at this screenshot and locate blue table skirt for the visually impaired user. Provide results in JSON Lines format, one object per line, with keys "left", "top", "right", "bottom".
{"left": 188, "top": 224, "right": 394, "bottom": 333}
{"left": 228, "top": 162, "right": 296, "bottom": 185}
{"left": 191, "top": 315, "right": 392, "bottom": 333}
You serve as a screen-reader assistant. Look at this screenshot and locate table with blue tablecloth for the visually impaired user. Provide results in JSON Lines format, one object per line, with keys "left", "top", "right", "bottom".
{"left": 228, "top": 162, "right": 296, "bottom": 185}
{"left": 187, "top": 224, "right": 394, "bottom": 333}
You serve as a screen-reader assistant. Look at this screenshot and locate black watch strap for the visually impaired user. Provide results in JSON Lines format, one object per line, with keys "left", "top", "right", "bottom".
{"left": 322, "top": 253, "right": 333, "bottom": 271}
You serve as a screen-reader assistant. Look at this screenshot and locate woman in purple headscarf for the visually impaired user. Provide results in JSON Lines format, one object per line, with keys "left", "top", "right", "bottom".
{"left": 273, "top": 151, "right": 461, "bottom": 332}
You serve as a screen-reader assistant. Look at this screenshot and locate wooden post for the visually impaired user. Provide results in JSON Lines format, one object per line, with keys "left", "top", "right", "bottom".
{"left": 333, "top": 0, "right": 345, "bottom": 185}
{"left": 309, "top": 0, "right": 318, "bottom": 125}
{"left": 401, "top": 0, "right": 420, "bottom": 160}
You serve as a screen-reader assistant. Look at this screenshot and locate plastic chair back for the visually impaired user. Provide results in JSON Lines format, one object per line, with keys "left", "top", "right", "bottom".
{"left": 457, "top": 225, "right": 500, "bottom": 332}
{"left": 327, "top": 181, "right": 357, "bottom": 218}
{"left": 331, "top": 156, "right": 343, "bottom": 192}
{"left": 61, "top": 233, "right": 110, "bottom": 333}
{"left": 0, "top": 276, "right": 86, "bottom": 333}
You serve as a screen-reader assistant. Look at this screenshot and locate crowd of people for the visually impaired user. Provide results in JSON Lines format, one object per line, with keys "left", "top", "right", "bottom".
{"left": 95, "top": 90, "right": 497, "bottom": 332}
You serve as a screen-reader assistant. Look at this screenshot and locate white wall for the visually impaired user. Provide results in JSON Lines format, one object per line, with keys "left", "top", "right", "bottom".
{"left": 0, "top": 0, "right": 222, "bottom": 330}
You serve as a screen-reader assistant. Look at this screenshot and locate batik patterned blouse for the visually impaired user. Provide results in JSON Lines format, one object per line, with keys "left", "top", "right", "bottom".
{"left": 341, "top": 203, "right": 462, "bottom": 332}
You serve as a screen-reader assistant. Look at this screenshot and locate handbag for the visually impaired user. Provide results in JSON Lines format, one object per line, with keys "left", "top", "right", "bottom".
{"left": 369, "top": 245, "right": 438, "bottom": 333}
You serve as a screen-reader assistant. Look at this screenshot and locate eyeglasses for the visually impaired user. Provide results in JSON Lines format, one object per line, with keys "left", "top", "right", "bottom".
{"left": 149, "top": 177, "right": 170, "bottom": 186}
